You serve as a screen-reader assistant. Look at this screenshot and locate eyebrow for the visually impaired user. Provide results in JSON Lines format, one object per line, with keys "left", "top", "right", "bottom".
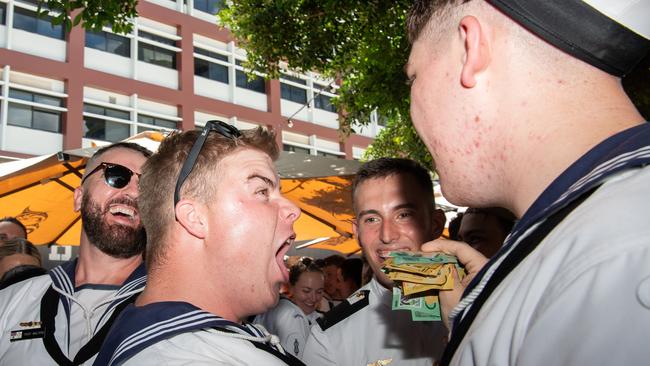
{"left": 357, "top": 203, "right": 418, "bottom": 218}
{"left": 247, "top": 173, "right": 277, "bottom": 189}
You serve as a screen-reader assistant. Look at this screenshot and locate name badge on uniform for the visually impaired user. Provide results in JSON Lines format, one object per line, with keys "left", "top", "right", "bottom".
{"left": 10, "top": 321, "right": 45, "bottom": 342}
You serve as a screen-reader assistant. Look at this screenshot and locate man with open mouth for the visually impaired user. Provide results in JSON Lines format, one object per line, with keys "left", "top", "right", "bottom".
{"left": 303, "top": 157, "right": 448, "bottom": 366}
{"left": 0, "top": 142, "right": 152, "bottom": 365}
{"left": 94, "top": 121, "right": 304, "bottom": 365}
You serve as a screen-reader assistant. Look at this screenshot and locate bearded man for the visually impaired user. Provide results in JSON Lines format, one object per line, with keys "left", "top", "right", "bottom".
{"left": 0, "top": 142, "right": 151, "bottom": 365}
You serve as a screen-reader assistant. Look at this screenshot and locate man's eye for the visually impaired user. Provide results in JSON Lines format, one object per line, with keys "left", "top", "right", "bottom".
{"left": 256, "top": 188, "right": 269, "bottom": 197}
{"left": 397, "top": 212, "right": 413, "bottom": 219}
{"left": 364, "top": 217, "right": 379, "bottom": 224}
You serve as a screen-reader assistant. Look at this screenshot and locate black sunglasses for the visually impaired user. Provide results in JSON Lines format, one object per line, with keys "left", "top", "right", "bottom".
{"left": 173, "top": 120, "right": 242, "bottom": 212}
{"left": 81, "top": 162, "right": 140, "bottom": 189}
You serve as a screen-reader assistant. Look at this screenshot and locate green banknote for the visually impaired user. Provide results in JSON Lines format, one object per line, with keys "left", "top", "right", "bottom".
{"left": 389, "top": 251, "right": 458, "bottom": 265}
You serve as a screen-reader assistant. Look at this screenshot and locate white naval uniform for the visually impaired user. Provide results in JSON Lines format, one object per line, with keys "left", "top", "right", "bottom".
{"left": 0, "top": 259, "right": 146, "bottom": 365}
{"left": 445, "top": 123, "right": 650, "bottom": 365}
{"left": 254, "top": 296, "right": 322, "bottom": 359}
{"left": 93, "top": 301, "right": 306, "bottom": 366}
{"left": 302, "top": 277, "right": 447, "bottom": 366}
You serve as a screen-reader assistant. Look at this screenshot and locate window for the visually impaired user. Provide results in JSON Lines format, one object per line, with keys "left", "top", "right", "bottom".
{"left": 83, "top": 103, "right": 131, "bottom": 142}
{"left": 139, "top": 43, "right": 176, "bottom": 69}
{"left": 235, "top": 61, "right": 265, "bottom": 93}
{"left": 85, "top": 30, "right": 130, "bottom": 57}
{"left": 314, "top": 94, "right": 336, "bottom": 112}
{"left": 194, "top": 47, "right": 229, "bottom": 83}
{"left": 138, "top": 31, "right": 177, "bottom": 69}
{"left": 10, "top": 89, "right": 62, "bottom": 107}
{"left": 138, "top": 114, "right": 177, "bottom": 129}
{"left": 7, "top": 90, "right": 63, "bottom": 133}
{"left": 194, "top": 0, "right": 225, "bottom": 14}
{"left": 283, "top": 144, "right": 310, "bottom": 155}
{"left": 13, "top": 7, "right": 64, "bottom": 40}
{"left": 139, "top": 31, "right": 176, "bottom": 46}
{"left": 281, "top": 75, "right": 308, "bottom": 104}
{"left": 1, "top": 3, "right": 6, "bottom": 25}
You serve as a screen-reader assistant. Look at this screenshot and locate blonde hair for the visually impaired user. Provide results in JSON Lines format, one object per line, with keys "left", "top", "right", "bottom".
{"left": 139, "top": 125, "right": 278, "bottom": 268}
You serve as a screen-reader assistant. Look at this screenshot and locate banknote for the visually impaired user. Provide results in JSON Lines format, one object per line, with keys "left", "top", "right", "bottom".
{"left": 385, "top": 251, "right": 462, "bottom": 321}
{"left": 391, "top": 287, "right": 422, "bottom": 311}
{"left": 389, "top": 251, "right": 458, "bottom": 265}
{"left": 387, "top": 265, "right": 453, "bottom": 286}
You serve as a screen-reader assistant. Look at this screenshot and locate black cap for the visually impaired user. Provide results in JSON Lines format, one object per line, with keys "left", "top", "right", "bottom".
{"left": 488, "top": 0, "right": 650, "bottom": 76}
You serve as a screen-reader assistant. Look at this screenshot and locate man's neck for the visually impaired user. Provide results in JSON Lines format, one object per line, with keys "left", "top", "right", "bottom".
{"left": 498, "top": 73, "right": 644, "bottom": 218}
{"left": 75, "top": 240, "right": 142, "bottom": 287}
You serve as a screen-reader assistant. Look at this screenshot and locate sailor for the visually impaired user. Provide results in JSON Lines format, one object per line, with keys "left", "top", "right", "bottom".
{"left": 94, "top": 121, "right": 304, "bottom": 365}
{"left": 302, "top": 158, "right": 448, "bottom": 366}
{"left": 0, "top": 142, "right": 151, "bottom": 365}
{"left": 406, "top": 0, "right": 650, "bottom": 365}
{"left": 255, "top": 258, "right": 324, "bottom": 360}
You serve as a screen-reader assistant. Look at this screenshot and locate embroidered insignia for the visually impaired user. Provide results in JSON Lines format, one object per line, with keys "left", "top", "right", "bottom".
{"left": 348, "top": 291, "right": 367, "bottom": 305}
{"left": 367, "top": 358, "right": 393, "bottom": 366}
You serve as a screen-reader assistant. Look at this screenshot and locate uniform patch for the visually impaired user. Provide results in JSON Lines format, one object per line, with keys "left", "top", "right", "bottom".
{"left": 10, "top": 321, "right": 44, "bottom": 342}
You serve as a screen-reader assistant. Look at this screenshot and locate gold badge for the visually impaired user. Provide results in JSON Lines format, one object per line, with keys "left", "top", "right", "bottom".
{"left": 367, "top": 358, "right": 393, "bottom": 366}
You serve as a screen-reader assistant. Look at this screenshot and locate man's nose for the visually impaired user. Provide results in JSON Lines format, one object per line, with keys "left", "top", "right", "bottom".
{"left": 380, "top": 220, "right": 399, "bottom": 244}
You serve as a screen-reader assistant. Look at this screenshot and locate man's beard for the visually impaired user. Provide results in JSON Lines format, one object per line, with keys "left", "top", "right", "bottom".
{"left": 80, "top": 194, "right": 146, "bottom": 259}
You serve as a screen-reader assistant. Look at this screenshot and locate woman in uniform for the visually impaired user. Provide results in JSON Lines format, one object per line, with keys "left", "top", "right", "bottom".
{"left": 255, "top": 257, "right": 325, "bottom": 360}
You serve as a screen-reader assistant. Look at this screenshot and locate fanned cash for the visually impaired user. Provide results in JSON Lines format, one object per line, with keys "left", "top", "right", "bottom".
{"left": 384, "top": 251, "right": 463, "bottom": 322}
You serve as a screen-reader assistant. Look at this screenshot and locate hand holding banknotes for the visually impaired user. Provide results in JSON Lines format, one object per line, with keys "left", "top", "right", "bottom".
{"left": 420, "top": 238, "right": 488, "bottom": 329}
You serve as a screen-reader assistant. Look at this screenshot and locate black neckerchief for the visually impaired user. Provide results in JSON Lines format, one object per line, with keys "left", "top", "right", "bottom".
{"left": 39, "top": 260, "right": 146, "bottom": 365}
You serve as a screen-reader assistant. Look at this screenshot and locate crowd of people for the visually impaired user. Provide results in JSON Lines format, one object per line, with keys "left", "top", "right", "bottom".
{"left": 1, "top": 0, "right": 649, "bottom": 365}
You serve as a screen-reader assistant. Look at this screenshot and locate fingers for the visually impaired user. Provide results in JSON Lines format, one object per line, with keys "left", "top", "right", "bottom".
{"left": 421, "top": 238, "right": 489, "bottom": 275}
{"left": 439, "top": 265, "right": 463, "bottom": 330}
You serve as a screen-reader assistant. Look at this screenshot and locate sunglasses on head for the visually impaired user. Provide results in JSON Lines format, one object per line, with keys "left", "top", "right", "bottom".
{"left": 174, "top": 120, "right": 242, "bottom": 217}
{"left": 81, "top": 162, "right": 140, "bottom": 189}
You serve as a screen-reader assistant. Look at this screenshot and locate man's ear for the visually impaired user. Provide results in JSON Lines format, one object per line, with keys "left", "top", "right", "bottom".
{"left": 174, "top": 199, "right": 207, "bottom": 239}
{"left": 73, "top": 186, "right": 83, "bottom": 212}
{"left": 336, "top": 267, "right": 344, "bottom": 282}
{"left": 432, "top": 209, "right": 447, "bottom": 239}
{"left": 459, "top": 15, "right": 491, "bottom": 88}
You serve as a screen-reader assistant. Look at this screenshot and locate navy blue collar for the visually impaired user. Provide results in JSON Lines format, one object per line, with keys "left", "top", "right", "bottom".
{"left": 94, "top": 301, "right": 268, "bottom": 366}
{"left": 48, "top": 258, "right": 147, "bottom": 326}
{"left": 514, "top": 122, "right": 650, "bottom": 238}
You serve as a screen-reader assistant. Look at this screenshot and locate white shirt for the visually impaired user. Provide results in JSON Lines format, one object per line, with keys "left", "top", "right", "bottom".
{"left": 123, "top": 328, "right": 295, "bottom": 366}
{"left": 451, "top": 166, "right": 650, "bottom": 365}
{"left": 447, "top": 125, "right": 650, "bottom": 365}
{"left": 0, "top": 260, "right": 145, "bottom": 365}
{"left": 94, "top": 301, "right": 304, "bottom": 366}
{"left": 255, "top": 297, "right": 321, "bottom": 359}
{"left": 303, "top": 277, "right": 447, "bottom": 366}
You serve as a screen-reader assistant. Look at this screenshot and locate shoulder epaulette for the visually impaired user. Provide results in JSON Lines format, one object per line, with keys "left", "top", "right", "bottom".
{"left": 316, "top": 290, "right": 369, "bottom": 331}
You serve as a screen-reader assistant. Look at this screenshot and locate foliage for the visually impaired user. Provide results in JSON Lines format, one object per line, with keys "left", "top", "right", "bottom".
{"left": 219, "top": 0, "right": 430, "bottom": 165}
{"left": 36, "top": 0, "right": 649, "bottom": 169}
{"left": 37, "top": 0, "right": 137, "bottom": 34}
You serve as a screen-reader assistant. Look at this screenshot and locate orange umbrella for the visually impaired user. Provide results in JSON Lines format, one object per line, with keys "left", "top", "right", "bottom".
{"left": 0, "top": 132, "right": 361, "bottom": 256}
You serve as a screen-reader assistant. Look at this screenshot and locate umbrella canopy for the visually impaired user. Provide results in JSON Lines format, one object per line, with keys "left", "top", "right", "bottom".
{"left": 0, "top": 132, "right": 362, "bottom": 261}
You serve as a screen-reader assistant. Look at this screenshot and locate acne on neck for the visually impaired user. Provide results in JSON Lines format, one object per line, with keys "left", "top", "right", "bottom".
{"left": 497, "top": 70, "right": 643, "bottom": 217}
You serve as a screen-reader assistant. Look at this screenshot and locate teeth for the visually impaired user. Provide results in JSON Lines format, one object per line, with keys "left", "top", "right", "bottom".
{"left": 109, "top": 206, "right": 135, "bottom": 217}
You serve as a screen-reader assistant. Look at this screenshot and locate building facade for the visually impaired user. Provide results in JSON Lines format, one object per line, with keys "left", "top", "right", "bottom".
{"left": 0, "top": 0, "right": 382, "bottom": 160}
